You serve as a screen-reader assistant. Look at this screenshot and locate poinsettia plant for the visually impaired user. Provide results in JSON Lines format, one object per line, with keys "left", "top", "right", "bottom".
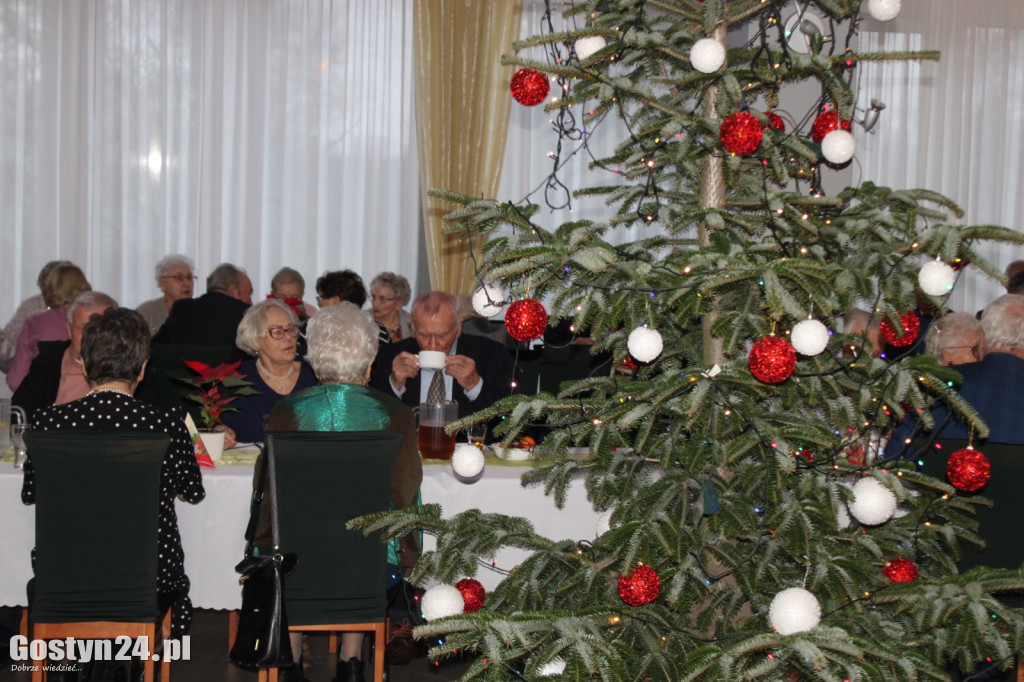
{"left": 178, "top": 360, "right": 260, "bottom": 429}
{"left": 266, "top": 294, "right": 310, "bottom": 323}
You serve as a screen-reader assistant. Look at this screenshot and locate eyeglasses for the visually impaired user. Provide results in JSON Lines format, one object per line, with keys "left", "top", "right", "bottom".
{"left": 370, "top": 294, "right": 398, "bottom": 303}
{"left": 266, "top": 324, "right": 300, "bottom": 340}
{"left": 944, "top": 344, "right": 980, "bottom": 357}
{"left": 160, "top": 274, "right": 196, "bottom": 283}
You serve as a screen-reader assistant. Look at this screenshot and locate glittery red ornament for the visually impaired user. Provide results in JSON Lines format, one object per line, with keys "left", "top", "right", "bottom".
{"left": 719, "top": 112, "right": 763, "bottom": 155}
{"left": 505, "top": 298, "right": 549, "bottom": 342}
{"left": 764, "top": 110, "right": 786, "bottom": 133}
{"left": 620, "top": 353, "right": 639, "bottom": 371}
{"left": 811, "top": 110, "right": 852, "bottom": 144}
{"left": 946, "top": 447, "right": 991, "bottom": 492}
{"left": 879, "top": 310, "right": 921, "bottom": 347}
{"left": 845, "top": 443, "right": 866, "bottom": 466}
{"left": 881, "top": 558, "right": 919, "bottom": 583}
{"left": 748, "top": 335, "right": 797, "bottom": 384}
{"left": 454, "top": 578, "right": 486, "bottom": 613}
{"left": 618, "top": 564, "right": 660, "bottom": 606}
{"left": 510, "top": 68, "right": 549, "bottom": 106}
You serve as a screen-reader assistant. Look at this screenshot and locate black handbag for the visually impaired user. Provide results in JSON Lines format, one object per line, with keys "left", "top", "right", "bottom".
{"left": 229, "top": 440, "right": 298, "bottom": 669}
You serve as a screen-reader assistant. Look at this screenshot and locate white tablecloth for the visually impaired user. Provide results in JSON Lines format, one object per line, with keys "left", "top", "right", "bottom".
{"left": 0, "top": 454, "right": 599, "bottom": 607}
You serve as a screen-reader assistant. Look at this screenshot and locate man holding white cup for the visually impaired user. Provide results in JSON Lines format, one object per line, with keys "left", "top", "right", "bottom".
{"left": 370, "top": 290, "right": 515, "bottom": 422}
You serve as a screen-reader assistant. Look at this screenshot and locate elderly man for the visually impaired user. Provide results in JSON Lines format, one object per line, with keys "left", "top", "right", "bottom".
{"left": 370, "top": 290, "right": 514, "bottom": 418}
{"left": 11, "top": 291, "right": 117, "bottom": 421}
{"left": 886, "top": 294, "right": 1024, "bottom": 455}
{"left": 136, "top": 254, "right": 196, "bottom": 335}
{"left": 152, "top": 262, "right": 253, "bottom": 345}
{"left": 923, "top": 311, "right": 984, "bottom": 367}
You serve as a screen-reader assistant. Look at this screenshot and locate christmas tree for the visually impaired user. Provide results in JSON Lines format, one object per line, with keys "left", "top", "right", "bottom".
{"left": 359, "top": 1, "right": 1024, "bottom": 678}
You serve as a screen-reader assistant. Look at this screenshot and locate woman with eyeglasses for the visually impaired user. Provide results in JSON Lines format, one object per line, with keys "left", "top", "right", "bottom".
{"left": 136, "top": 254, "right": 196, "bottom": 336}
{"left": 316, "top": 269, "right": 393, "bottom": 345}
{"left": 221, "top": 299, "right": 317, "bottom": 444}
{"left": 369, "top": 271, "right": 412, "bottom": 342}
{"left": 924, "top": 311, "right": 985, "bottom": 367}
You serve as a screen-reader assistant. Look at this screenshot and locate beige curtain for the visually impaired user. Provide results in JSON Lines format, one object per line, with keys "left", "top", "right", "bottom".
{"left": 414, "top": 0, "right": 523, "bottom": 295}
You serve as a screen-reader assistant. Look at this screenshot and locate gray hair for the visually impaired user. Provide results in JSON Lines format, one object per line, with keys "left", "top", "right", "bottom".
{"left": 306, "top": 302, "right": 379, "bottom": 382}
{"left": 235, "top": 298, "right": 299, "bottom": 356}
{"left": 154, "top": 254, "right": 194, "bottom": 281}
{"left": 980, "top": 294, "right": 1024, "bottom": 351}
{"left": 37, "top": 260, "right": 71, "bottom": 289}
{"left": 411, "top": 290, "right": 459, "bottom": 328}
{"left": 207, "top": 263, "right": 246, "bottom": 293}
{"left": 66, "top": 291, "right": 119, "bottom": 323}
{"left": 369, "top": 271, "right": 412, "bottom": 305}
{"left": 271, "top": 267, "right": 305, "bottom": 296}
{"left": 924, "top": 312, "right": 982, "bottom": 356}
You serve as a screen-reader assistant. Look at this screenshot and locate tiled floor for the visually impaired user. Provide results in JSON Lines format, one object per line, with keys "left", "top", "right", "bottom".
{"left": 1, "top": 609, "right": 473, "bottom": 682}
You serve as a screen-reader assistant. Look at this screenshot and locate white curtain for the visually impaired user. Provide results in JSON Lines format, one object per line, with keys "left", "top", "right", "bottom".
{"left": 855, "top": 1, "right": 1024, "bottom": 315}
{"left": 0, "top": 0, "right": 419, "bottom": 320}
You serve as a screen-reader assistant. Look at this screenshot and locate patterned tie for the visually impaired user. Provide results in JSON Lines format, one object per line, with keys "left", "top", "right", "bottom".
{"left": 426, "top": 370, "right": 446, "bottom": 403}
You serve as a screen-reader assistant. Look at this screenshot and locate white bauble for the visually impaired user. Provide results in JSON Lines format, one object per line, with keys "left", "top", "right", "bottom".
{"left": 574, "top": 36, "right": 606, "bottom": 61}
{"left": 867, "top": 0, "right": 901, "bottom": 21}
{"left": 471, "top": 284, "right": 505, "bottom": 318}
{"left": 918, "top": 260, "right": 956, "bottom": 297}
{"left": 790, "top": 318, "right": 830, "bottom": 356}
{"left": 848, "top": 477, "right": 897, "bottom": 526}
{"left": 452, "top": 443, "right": 485, "bottom": 478}
{"left": 836, "top": 500, "right": 851, "bottom": 530}
{"left": 421, "top": 584, "right": 465, "bottom": 621}
{"left": 627, "top": 326, "right": 663, "bottom": 362}
{"left": 596, "top": 509, "right": 614, "bottom": 536}
{"left": 769, "top": 587, "right": 821, "bottom": 635}
{"left": 690, "top": 38, "right": 726, "bottom": 74}
{"left": 821, "top": 130, "right": 855, "bottom": 164}
{"left": 538, "top": 658, "right": 567, "bottom": 677}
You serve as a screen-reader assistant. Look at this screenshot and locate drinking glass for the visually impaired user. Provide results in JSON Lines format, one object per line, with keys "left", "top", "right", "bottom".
{"left": 12, "top": 423, "right": 29, "bottom": 470}
{"left": 466, "top": 422, "right": 487, "bottom": 449}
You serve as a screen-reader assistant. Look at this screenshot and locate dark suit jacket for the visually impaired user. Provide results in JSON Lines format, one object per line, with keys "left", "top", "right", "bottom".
{"left": 369, "top": 333, "right": 515, "bottom": 419}
{"left": 152, "top": 291, "right": 250, "bottom": 346}
{"left": 885, "top": 352, "right": 1024, "bottom": 456}
{"left": 11, "top": 340, "right": 69, "bottom": 422}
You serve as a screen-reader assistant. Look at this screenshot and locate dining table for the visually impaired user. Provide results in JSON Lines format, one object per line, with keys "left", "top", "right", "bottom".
{"left": 0, "top": 445, "right": 601, "bottom": 608}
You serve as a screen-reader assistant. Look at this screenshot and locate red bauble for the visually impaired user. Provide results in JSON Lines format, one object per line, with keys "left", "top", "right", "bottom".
{"left": 748, "top": 335, "right": 797, "bottom": 384}
{"left": 618, "top": 564, "right": 660, "bottom": 606}
{"left": 763, "top": 110, "right": 786, "bottom": 133}
{"left": 811, "top": 110, "right": 852, "bottom": 144}
{"left": 505, "top": 298, "right": 549, "bottom": 342}
{"left": 946, "top": 447, "right": 991, "bottom": 492}
{"left": 454, "top": 578, "right": 486, "bottom": 613}
{"left": 845, "top": 443, "right": 866, "bottom": 466}
{"left": 621, "top": 353, "right": 639, "bottom": 371}
{"left": 719, "top": 112, "right": 763, "bottom": 155}
{"left": 881, "top": 558, "right": 919, "bottom": 583}
{"left": 879, "top": 310, "right": 921, "bottom": 348}
{"left": 510, "top": 68, "right": 549, "bottom": 106}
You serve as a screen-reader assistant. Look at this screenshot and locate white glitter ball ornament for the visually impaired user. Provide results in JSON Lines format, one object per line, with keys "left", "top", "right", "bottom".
{"left": 421, "top": 584, "right": 465, "bottom": 621}
{"left": 452, "top": 443, "right": 485, "bottom": 478}
{"left": 538, "top": 658, "right": 567, "bottom": 677}
{"left": 790, "top": 318, "right": 830, "bottom": 356}
{"left": 918, "top": 260, "right": 956, "bottom": 297}
{"left": 627, "top": 326, "right": 664, "bottom": 362}
{"left": 848, "top": 477, "right": 897, "bottom": 526}
{"left": 821, "top": 130, "right": 855, "bottom": 164}
{"left": 471, "top": 284, "right": 505, "bottom": 318}
{"left": 867, "top": 0, "right": 901, "bottom": 21}
{"left": 690, "top": 38, "right": 726, "bottom": 74}
{"left": 574, "top": 36, "right": 606, "bottom": 61}
{"left": 769, "top": 587, "right": 821, "bottom": 635}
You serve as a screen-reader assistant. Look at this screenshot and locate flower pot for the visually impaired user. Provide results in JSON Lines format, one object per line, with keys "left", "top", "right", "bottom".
{"left": 198, "top": 429, "right": 226, "bottom": 462}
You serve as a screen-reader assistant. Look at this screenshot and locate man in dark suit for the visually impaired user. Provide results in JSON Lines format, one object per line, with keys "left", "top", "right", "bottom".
{"left": 370, "top": 290, "right": 514, "bottom": 419}
{"left": 886, "top": 294, "right": 1024, "bottom": 455}
{"left": 152, "top": 262, "right": 253, "bottom": 345}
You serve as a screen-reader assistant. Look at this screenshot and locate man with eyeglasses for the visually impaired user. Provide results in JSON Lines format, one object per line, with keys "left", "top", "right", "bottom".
{"left": 137, "top": 254, "right": 196, "bottom": 335}
{"left": 370, "top": 290, "right": 515, "bottom": 422}
{"left": 152, "top": 262, "right": 254, "bottom": 346}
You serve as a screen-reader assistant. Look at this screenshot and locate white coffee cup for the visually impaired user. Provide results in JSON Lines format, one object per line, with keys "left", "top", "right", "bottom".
{"left": 418, "top": 350, "right": 447, "bottom": 371}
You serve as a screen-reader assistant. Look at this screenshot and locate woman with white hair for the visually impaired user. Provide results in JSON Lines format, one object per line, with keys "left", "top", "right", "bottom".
{"left": 136, "top": 254, "right": 196, "bottom": 335}
{"left": 221, "top": 299, "right": 317, "bottom": 444}
{"left": 264, "top": 301, "right": 421, "bottom": 682}
{"left": 924, "top": 311, "right": 984, "bottom": 366}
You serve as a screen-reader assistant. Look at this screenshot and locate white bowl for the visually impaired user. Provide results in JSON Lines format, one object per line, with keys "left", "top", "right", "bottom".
{"left": 492, "top": 445, "right": 533, "bottom": 461}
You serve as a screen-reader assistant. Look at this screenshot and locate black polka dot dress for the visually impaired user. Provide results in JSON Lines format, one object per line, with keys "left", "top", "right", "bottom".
{"left": 22, "top": 391, "right": 206, "bottom": 638}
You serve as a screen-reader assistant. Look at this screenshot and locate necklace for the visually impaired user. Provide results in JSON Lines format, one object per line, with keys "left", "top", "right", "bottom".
{"left": 257, "top": 357, "right": 295, "bottom": 394}
{"left": 90, "top": 388, "right": 133, "bottom": 398}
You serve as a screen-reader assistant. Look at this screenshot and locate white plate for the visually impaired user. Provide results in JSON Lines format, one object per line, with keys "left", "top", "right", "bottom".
{"left": 492, "top": 445, "right": 533, "bottom": 461}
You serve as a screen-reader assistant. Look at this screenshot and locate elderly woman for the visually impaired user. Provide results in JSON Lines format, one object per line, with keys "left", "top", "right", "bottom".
{"left": 220, "top": 299, "right": 317, "bottom": 444}
{"left": 317, "top": 269, "right": 390, "bottom": 345}
{"left": 924, "top": 311, "right": 984, "bottom": 366}
{"left": 369, "top": 271, "right": 412, "bottom": 341}
{"left": 0, "top": 260, "right": 70, "bottom": 374}
{"left": 22, "top": 307, "right": 205, "bottom": 639}
{"left": 136, "top": 255, "right": 196, "bottom": 336}
{"left": 265, "top": 301, "right": 421, "bottom": 682}
{"left": 268, "top": 266, "right": 317, "bottom": 319}
{"left": 7, "top": 262, "right": 91, "bottom": 392}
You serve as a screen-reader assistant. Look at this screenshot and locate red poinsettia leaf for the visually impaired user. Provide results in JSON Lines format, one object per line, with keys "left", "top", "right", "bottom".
{"left": 183, "top": 359, "right": 216, "bottom": 379}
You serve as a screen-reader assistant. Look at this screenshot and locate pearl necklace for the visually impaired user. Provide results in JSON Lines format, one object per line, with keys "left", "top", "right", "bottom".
{"left": 257, "top": 358, "right": 295, "bottom": 394}
{"left": 90, "top": 388, "right": 133, "bottom": 398}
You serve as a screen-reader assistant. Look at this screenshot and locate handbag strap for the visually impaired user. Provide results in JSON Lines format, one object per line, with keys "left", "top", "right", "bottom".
{"left": 266, "top": 435, "right": 282, "bottom": 551}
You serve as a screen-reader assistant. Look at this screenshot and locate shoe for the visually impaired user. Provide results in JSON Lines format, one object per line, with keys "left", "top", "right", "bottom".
{"left": 277, "top": 658, "right": 309, "bottom": 682}
{"left": 332, "top": 656, "right": 365, "bottom": 682}
{"left": 386, "top": 618, "right": 417, "bottom": 666}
